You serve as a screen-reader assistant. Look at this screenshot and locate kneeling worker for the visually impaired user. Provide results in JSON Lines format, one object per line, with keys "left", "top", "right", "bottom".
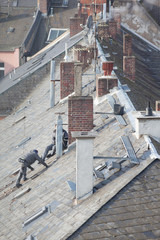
{"left": 16, "top": 149, "right": 48, "bottom": 188}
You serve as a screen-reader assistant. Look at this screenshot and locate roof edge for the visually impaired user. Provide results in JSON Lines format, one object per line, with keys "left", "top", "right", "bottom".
{"left": 64, "top": 156, "right": 157, "bottom": 240}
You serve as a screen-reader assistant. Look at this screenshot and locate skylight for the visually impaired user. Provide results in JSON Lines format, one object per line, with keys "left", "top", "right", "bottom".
{"left": 47, "top": 28, "right": 67, "bottom": 42}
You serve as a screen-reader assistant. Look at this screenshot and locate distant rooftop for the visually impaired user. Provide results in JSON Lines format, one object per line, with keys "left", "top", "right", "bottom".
{"left": 0, "top": 8, "right": 36, "bottom": 51}
{"left": 0, "top": 0, "right": 37, "bottom": 7}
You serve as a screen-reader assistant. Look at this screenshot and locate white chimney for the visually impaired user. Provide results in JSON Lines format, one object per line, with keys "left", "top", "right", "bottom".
{"left": 135, "top": 110, "right": 160, "bottom": 140}
{"left": 103, "top": 3, "right": 107, "bottom": 22}
{"left": 72, "top": 131, "right": 97, "bottom": 202}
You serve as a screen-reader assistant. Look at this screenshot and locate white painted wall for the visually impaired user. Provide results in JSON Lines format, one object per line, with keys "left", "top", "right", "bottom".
{"left": 72, "top": 131, "right": 97, "bottom": 200}
{"left": 135, "top": 112, "right": 160, "bottom": 139}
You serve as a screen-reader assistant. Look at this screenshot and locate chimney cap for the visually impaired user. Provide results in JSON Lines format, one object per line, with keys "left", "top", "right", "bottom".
{"left": 71, "top": 131, "right": 97, "bottom": 139}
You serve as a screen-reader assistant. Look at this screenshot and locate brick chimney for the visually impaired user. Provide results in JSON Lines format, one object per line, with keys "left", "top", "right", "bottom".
{"left": 156, "top": 101, "right": 160, "bottom": 111}
{"left": 70, "top": 17, "right": 84, "bottom": 37}
{"left": 108, "top": 20, "right": 117, "bottom": 39}
{"left": 80, "top": 0, "right": 106, "bottom": 16}
{"left": 81, "top": 12, "right": 88, "bottom": 25}
{"left": 114, "top": 12, "right": 121, "bottom": 34}
{"left": 123, "top": 56, "right": 135, "bottom": 82}
{"left": 96, "top": 61, "right": 118, "bottom": 97}
{"left": 38, "top": 0, "right": 48, "bottom": 16}
{"left": 74, "top": 45, "right": 97, "bottom": 70}
{"left": 98, "top": 23, "right": 109, "bottom": 42}
{"left": 123, "top": 34, "right": 132, "bottom": 56}
{"left": 60, "top": 62, "right": 75, "bottom": 99}
{"left": 68, "top": 96, "right": 93, "bottom": 144}
{"left": 60, "top": 62, "right": 83, "bottom": 99}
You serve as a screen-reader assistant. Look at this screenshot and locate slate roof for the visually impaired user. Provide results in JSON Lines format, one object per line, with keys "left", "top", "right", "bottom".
{"left": 0, "top": 0, "right": 37, "bottom": 7}
{"left": 0, "top": 2, "right": 160, "bottom": 240}
{"left": 0, "top": 7, "right": 36, "bottom": 51}
{"left": 99, "top": 24, "right": 160, "bottom": 111}
{"left": 68, "top": 159, "right": 160, "bottom": 240}
{"left": 0, "top": 48, "right": 160, "bottom": 239}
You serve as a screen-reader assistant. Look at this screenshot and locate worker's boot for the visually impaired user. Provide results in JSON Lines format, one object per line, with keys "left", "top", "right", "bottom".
{"left": 16, "top": 183, "right": 22, "bottom": 188}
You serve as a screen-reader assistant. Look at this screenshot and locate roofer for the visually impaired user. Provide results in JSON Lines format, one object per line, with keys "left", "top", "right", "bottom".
{"left": 16, "top": 149, "right": 48, "bottom": 188}
{"left": 42, "top": 128, "right": 68, "bottom": 162}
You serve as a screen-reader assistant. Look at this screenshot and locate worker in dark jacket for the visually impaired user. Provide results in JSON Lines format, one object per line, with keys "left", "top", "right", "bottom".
{"left": 16, "top": 149, "right": 48, "bottom": 188}
{"left": 62, "top": 129, "right": 68, "bottom": 150}
{"left": 42, "top": 129, "right": 56, "bottom": 161}
{"left": 42, "top": 129, "right": 68, "bottom": 162}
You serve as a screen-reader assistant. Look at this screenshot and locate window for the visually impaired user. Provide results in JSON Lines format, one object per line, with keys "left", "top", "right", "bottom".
{"left": 0, "top": 62, "right": 4, "bottom": 79}
{"left": 47, "top": 28, "right": 67, "bottom": 42}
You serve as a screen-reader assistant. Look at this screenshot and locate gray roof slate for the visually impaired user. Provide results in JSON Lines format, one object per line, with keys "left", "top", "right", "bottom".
{"left": 0, "top": 3, "right": 160, "bottom": 240}
{"left": 67, "top": 159, "right": 160, "bottom": 240}
{"left": 0, "top": 8, "right": 36, "bottom": 51}
{"left": 0, "top": 55, "right": 158, "bottom": 239}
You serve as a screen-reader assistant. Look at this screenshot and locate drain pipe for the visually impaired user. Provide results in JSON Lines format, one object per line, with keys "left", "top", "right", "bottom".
{"left": 50, "top": 60, "right": 55, "bottom": 108}
{"left": 56, "top": 115, "right": 63, "bottom": 159}
{"left": 64, "top": 43, "right": 69, "bottom": 62}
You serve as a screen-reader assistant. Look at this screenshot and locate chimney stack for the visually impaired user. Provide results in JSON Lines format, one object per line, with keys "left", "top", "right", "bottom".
{"left": 123, "top": 33, "right": 135, "bottom": 81}
{"left": 135, "top": 109, "right": 160, "bottom": 139}
{"left": 108, "top": 20, "right": 117, "bottom": 39}
{"left": 96, "top": 61, "right": 118, "bottom": 98}
{"left": 60, "top": 62, "right": 75, "bottom": 99}
{"left": 97, "top": 23, "right": 109, "bottom": 42}
{"left": 72, "top": 131, "right": 97, "bottom": 202}
{"left": 38, "top": 0, "right": 47, "bottom": 16}
{"left": 123, "top": 34, "right": 132, "bottom": 56}
{"left": 123, "top": 56, "right": 135, "bottom": 82}
{"left": 68, "top": 96, "right": 93, "bottom": 144}
{"left": 70, "top": 17, "right": 83, "bottom": 37}
{"left": 60, "top": 61, "right": 83, "bottom": 99}
{"left": 74, "top": 62, "right": 83, "bottom": 96}
{"left": 74, "top": 45, "right": 97, "bottom": 70}
{"left": 114, "top": 12, "right": 121, "bottom": 34}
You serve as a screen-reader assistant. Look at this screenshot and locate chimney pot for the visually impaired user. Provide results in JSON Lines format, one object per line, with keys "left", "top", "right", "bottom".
{"left": 102, "top": 61, "right": 114, "bottom": 76}
{"left": 146, "top": 101, "right": 152, "bottom": 116}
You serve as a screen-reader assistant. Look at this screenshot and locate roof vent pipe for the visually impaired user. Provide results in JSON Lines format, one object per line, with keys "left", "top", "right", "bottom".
{"left": 64, "top": 43, "right": 68, "bottom": 62}
{"left": 146, "top": 101, "right": 152, "bottom": 116}
{"left": 56, "top": 115, "right": 63, "bottom": 159}
{"left": 50, "top": 7, "right": 53, "bottom": 16}
{"left": 50, "top": 60, "right": 55, "bottom": 108}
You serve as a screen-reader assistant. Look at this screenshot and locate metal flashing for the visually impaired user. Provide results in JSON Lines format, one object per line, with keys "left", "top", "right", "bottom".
{"left": 16, "top": 137, "right": 31, "bottom": 148}
{"left": 67, "top": 181, "right": 76, "bottom": 192}
{"left": 94, "top": 169, "right": 105, "bottom": 179}
{"left": 121, "top": 136, "right": 139, "bottom": 164}
{"left": 23, "top": 206, "right": 48, "bottom": 228}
